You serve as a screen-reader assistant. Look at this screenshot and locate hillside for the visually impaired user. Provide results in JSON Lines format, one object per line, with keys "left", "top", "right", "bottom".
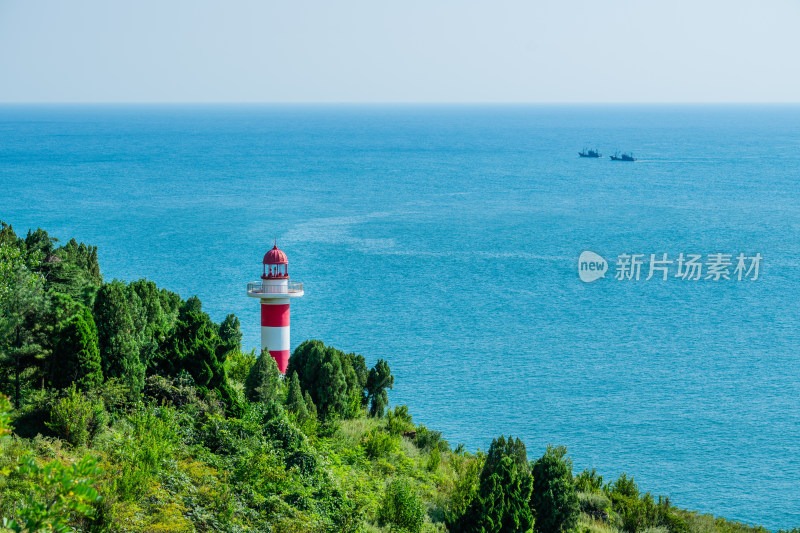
{"left": 0, "top": 221, "right": 789, "bottom": 533}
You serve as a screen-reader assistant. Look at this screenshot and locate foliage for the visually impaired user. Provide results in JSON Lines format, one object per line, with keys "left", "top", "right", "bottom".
{"left": 366, "top": 358, "right": 394, "bottom": 417}
{"left": 377, "top": 478, "right": 425, "bottom": 533}
{"left": 530, "top": 445, "right": 580, "bottom": 533}
{"left": 451, "top": 436, "right": 533, "bottom": 533}
{"left": 50, "top": 304, "right": 103, "bottom": 390}
{"left": 578, "top": 491, "right": 612, "bottom": 519}
{"left": 288, "top": 340, "right": 374, "bottom": 420}
{"left": 46, "top": 385, "right": 107, "bottom": 448}
{"left": 606, "top": 474, "right": 672, "bottom": 533}
{"left": 362, "top": 428, "right": 400, "bottom": 459}
{"left": 576, "top": 468, "right": 605, "bottom": 493}
{"left": 244, "top": 351, "right": 284, "bottom": 404}
{"left": 414, "top": 424, "right": 449, "bottom": 453}
{"left": 225, "top": 348, "right": 256, "bottom": 383}
{"left": 218, "top": 313, "right": 243, "bottom": 352}
{"left": 3, "top": 456, "right": 103, "bottom": 533}
{"left": 155, "top": 310, "right": 241, "bottom": 415}
{"left": 286, "top": 371, "right": 309, "bottom": 420}
{"left": 94, "top": 280, "right": 147, "bottom": 399}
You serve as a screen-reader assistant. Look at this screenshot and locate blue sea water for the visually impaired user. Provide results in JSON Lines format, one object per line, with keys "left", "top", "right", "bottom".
{"left": 1, "top": 104, "right": 799, "bottom": 529}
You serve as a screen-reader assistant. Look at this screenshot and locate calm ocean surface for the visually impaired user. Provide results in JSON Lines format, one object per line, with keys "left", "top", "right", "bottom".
{"left": 1, "top": 104, "right": 799, "bottom": 529}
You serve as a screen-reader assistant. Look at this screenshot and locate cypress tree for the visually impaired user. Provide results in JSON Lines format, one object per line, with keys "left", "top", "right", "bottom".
{"left": 530, "top": 445, "right": 580, "bottom": 533}
{"left": 316, "top": 350, "right": 348, "bottom": 419}
{"left": 452, "top": 436, "right": 534, "bottom": 533}
{"left": 50, "top": 305, "right": 102, "bottom": 390}
{"left": 286, "top": 371, "right": 308, "bottom": 419}
{"left": 303, "top": 390, "right": 317, "bottom": 419}
{"left": 94, "top": 281, "right": 146, "bottom": 399}
{"left": 366, "top": 359, "right": 393, "bottom": 417}
{"left": 218, "top": 314, "right": 242, "bottom": 352}
{"left": 244, "top": 351, "right": 283, "bottom": 404}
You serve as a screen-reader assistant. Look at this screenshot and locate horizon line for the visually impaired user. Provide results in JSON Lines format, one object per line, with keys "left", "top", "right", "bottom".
{"left": 2, "top": 101, "right": 800, "bottom": 106}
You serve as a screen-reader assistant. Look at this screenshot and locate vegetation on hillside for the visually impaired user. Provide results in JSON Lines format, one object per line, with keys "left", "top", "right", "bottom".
{"left": 0, "top": 221, "right": 795, "bottom": 532}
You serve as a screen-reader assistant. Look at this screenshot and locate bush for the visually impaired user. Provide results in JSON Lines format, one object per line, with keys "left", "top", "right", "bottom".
{"left": 576, "top": 468, "right": 604, "bottom": 493}
{"left": 414, "top": 425, "right": 448, "bottom": 452}
{"left": 386, "top": 405, "right": 414, "bottom": 436}
{"left": 377, "top": 478, "right": 425, "bottom": 533}
{"left": 579, "top": 491, "right": 612, "bottom": 519}
{"left": 426, "top": 447, "right": 441, "bottom": 472}
{"left": 46, "top": 385, "right": 107, "bottom": 448}
{"left": 362, "top": 429, "right": 399, "bottom": 459}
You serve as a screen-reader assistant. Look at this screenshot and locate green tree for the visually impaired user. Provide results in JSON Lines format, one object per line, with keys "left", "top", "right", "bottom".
{"left": 245, "top": 352, "right": 284, "bottom": 404}
{"left": 219, "top": 313, "right": 242, "bottom": 352}
{"left": 0, "top": 239, "right": 47, "bottom": 407}
{"left": 452, "top": 436, "right": 533, "bottom": 533}
{"left": 93, "top": 280, "right": 146, "bottom": 398}
{"left": 366, "top": 359, "right": 394, "bottom": 417}
{"left": 157, "top": 310, "right": 241, "bottom": 415}
{"left": 288, "top": 340, "right": 358, "bottom": 420}
{"left": 530, "top": 445, "right": 580, "bottom": 533}
{"left": 286, "top": 371, "right": 308, "bottom": 420}
{"left": 317, "top": 348, "right": 348, "bottom": 419}
{"left": 303, "top": 390, "right": 317, "bottom": 419}
{"left": 50, "top": 305, "right": 103, "bottom": 390}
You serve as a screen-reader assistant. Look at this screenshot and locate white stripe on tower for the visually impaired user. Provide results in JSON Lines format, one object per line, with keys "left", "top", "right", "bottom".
{"left": 261, "top": 298, "right": 291, "bottom": 372}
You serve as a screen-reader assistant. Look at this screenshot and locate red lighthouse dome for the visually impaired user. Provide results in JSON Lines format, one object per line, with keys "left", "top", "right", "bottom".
{"left": 262, "top": 243, "right": 288, "bottom": 279}
{"left": 263, "top": 243, "right": 288, "bottom": 265}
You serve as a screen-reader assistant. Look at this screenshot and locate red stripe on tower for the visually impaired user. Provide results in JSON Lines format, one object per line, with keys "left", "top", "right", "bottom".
{"left": 261, "top": 303, "right": 290, "bottom": 327}
{"left": 269, "top": 350, "right": 291, "bottom": 374}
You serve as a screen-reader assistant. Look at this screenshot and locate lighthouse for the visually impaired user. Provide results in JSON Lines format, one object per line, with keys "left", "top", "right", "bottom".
{"left": 246, "top": 243, "right": 304, "bottom": 373}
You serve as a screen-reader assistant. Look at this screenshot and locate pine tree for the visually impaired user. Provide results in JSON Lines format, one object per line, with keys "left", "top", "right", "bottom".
{"left": 317, "top": 350, "right": 348, "bottom": 419}
{"left": 366, "top": 359, "right": 393, "bottom": 417}
{"left": 157, "top": 309, "right": 241, "bottom": 415}
{"left": 50, "top": 305, "right": 102, "bottom": 390}
{"left": 303, "top": 390, "right": 317, "bottom": 419}
{"left": 530, "top": 445, "right": 580, "bottom": 533}
{"left": 218, "top": 314, "right": 242, "bottom": 352}
{"left": 244, "top": 351, "right": 284, "bottom": 404}
{"left": 452, "top": 436, "right": 534, "bottom": 533}
{"left": 0, "top": 239, "right": 47, "bottom": 407}
{"left": 286, "top": 372, "right": 308, "bottom": 419}
{"left": 93, "top": 281, "right": 146, "bottom": 398}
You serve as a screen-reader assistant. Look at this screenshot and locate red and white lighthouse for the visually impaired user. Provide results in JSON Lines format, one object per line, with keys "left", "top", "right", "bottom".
{"left": 246, "top": 243, "right": 304, "bottom": 373}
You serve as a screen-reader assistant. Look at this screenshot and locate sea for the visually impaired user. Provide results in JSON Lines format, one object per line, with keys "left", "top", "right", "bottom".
{"left": 1, "top": 104, "right": 798, "bottom": 529}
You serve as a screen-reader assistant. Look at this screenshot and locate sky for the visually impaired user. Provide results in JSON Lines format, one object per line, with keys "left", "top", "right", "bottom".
{"left": 0, "top": 0, "right": 798, "bottom": 103}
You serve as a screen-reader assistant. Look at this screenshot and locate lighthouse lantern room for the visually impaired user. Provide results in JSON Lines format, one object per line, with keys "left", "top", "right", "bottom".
{"left": 246, "top": 243, "right": 304, "bottom": 373}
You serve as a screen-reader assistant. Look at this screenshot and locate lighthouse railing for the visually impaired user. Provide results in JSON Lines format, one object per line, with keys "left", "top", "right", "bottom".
{"left": 247, "top": 281, "right": 303, "bottom": 295}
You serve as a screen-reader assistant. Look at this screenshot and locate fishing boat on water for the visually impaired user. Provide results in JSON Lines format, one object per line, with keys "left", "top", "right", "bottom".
{"left": 579, "top": 148, "right": 602, "bottom": 158}
{"left": 609, "top": 152, "right": 637, "bottom": 161}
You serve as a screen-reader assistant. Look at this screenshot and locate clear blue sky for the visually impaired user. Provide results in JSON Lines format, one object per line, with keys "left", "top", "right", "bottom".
{"left": 1, "top": 0, "right": 798, "bottom": 103}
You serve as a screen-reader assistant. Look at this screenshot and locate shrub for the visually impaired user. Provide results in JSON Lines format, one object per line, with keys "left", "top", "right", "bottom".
{"left": 377, "top": 478, "right": 425, "bottom": 533}
{"left": 579, "top": 491, "right": 612, "bottom": 519}
{"left": 4, "top": 455, "right": 102, "bottom": 532}
{"left": 414, "top": 425, "right": 449, "bottom": 453}
{"left": 426, "top": 447, "right": 441, "bottom": 472}
{"left": 576, "top": 468, "right": 605, "bottom": 493}
{"left": 362, "top": 429, "right": 399, "bottom": 459}
{"left": 46, "top": 385, "right": 107, "bottom": 448}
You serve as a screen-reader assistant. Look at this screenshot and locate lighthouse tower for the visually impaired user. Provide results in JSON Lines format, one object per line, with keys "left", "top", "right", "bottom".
{"left": 246, "top": 243, "right": 304, "bottom": 373}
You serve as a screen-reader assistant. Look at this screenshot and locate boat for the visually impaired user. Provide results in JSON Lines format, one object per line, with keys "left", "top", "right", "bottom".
{"left": 609, "top": 152, "right": 637, "bottom": 161}
{"left": 579, "top": 148, "right": 602, "bottom": 158}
